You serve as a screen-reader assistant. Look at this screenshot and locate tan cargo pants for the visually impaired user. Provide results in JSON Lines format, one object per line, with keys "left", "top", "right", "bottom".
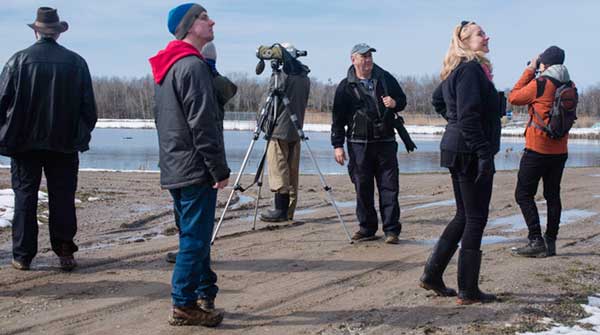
{"left": 266, "top": 139, "right": 301, "bottom": 219}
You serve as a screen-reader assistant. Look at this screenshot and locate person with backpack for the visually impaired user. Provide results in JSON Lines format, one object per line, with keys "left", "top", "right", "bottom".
{"left": 508, "top": 46, "right": 576, "bottom": 258}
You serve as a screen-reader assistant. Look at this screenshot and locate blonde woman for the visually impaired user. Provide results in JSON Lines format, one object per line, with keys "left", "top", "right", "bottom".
{"left": 419, "top": 21, "right": 503, "bottom": 305}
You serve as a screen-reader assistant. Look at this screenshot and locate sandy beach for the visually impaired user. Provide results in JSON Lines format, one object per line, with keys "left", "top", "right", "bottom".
{"left": 0, "top": 167, "right": 599, "bottom": 335}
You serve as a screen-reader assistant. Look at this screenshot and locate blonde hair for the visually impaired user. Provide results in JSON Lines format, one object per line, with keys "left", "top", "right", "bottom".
{"left": 440, "top": 22, "right": 492, "bottom": 80}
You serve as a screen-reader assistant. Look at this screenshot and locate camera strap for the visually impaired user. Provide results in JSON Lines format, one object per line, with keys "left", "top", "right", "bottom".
{"left": 350, "top": 84, "right": 380, "bottom": 124}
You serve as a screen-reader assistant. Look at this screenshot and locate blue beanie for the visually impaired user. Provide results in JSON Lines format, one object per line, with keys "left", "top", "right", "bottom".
{"left": 167, "top": 3, "right": 206, "bottom": 39}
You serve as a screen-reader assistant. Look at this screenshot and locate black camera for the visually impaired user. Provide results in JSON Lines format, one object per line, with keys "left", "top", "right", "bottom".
{"left": 526, "top": 58, "right": 540, "bottom": 70}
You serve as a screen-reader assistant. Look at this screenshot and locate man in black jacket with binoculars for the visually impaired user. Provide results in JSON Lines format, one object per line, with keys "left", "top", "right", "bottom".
{"left": 331, "top": 43, "right": 413, "bottom": 245}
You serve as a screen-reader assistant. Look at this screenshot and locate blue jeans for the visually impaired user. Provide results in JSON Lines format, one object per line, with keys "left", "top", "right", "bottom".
{"left": 169, "top": 184, "right": 218, "bottom": 307}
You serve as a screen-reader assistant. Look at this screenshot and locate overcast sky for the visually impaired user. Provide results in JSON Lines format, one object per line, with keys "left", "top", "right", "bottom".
{"left": 0, "top": 0, "right": 597, "bottom": 90}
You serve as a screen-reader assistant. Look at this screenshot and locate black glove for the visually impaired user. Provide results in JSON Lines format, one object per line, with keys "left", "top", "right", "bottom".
{"left": 475, "top": 156, "right": 495, "bottom": 184}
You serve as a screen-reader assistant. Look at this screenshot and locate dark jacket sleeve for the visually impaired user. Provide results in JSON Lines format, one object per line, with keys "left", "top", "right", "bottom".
{"left": 179, "top": 63, "right": 230, "bottom": 183}
{"left": 0, "top": 61, "right": 15, "bottom": 126}
{"left": 432, "top": 83, "right": 447, "bottom": 120}
{"left": 331, "top": 80, "right": 349, "bottom": 148}
{"left": 384, "top": 72, "right": 407, "bottom": 113}
{"left": 80, "top": 60, "right": 98, "bottom": 132}
{"left": 456, "top": 64, "right": 491, "bottom": 158}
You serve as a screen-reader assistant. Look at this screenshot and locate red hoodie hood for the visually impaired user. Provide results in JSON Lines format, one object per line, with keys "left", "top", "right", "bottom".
{"left": 149, "top": 40, "right": 205, "bottom": 84}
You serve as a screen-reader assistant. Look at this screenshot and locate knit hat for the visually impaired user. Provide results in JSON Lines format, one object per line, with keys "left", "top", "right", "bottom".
{"left": 167, "top": 3, "right": 206, "bottom": 40}
{"left": 201, "top": 41, "right": 216, "bottom": 60}
{"left": 539, "top": 46, "right": 565, "bottom": 67}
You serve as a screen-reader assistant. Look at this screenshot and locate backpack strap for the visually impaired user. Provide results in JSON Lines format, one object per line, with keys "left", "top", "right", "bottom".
{"left": 536, "top": 77, "right": 547, "bottom": 98}
{"left": 526, "top": 77, "right": 551, "bottom": 135}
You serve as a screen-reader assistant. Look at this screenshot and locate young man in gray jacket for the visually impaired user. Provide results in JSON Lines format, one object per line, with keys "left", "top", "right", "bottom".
{"left": 149, "top": 3, "right": 229, "bottom": 327}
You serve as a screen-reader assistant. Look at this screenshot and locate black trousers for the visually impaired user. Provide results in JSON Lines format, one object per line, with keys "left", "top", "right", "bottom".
{"left": 347, "top": 141, "right": 400, "bottom": 235}
{"left": 515, "top": 149, "right": 568, "bottom": 240}
{"left": 439, "top": 159, "right": 494, "bottom": 250}
{"left": 11, "top": 150, "right": 79, "bottom": 263}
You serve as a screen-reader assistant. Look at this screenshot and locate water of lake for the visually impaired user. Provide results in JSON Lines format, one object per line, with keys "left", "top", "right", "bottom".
{"left": 0, "top": 129, "right": 599, "bottom": 174}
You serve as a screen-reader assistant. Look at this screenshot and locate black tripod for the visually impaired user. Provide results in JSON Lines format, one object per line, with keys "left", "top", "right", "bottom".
{"left": 211, "top": 60, "right": 352, "bottom": 244}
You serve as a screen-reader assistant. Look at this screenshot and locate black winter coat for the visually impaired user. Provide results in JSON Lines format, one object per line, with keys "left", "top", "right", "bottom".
{"left": 153, "top": 56, "right": 230, "bottom": 189}
{"left": 0, "top": 38, "right": 97, "bottom": 156}
{"left": 331, "top": 64, "right": 406, "bottom": 148}
{"left": 432, "top": 60, "right": 502, "bottom": 160}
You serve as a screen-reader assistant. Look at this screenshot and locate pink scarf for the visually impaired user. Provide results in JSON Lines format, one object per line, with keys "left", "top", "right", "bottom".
{"left": 480, "top": 63, "right": 493, "bottom": 82}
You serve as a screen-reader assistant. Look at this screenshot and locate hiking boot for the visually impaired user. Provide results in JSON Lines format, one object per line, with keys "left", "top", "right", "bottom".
{"left": 166, "top": 252, "right": 178, "bottom": 264}
{"left": 419, "top": 239, "right": 458, "bottom": 297}
{"left": 456, "top": 249, "right": 497, "bottom": 305}
{"left": 198, "top": 297, "right": 215, "bottom": 312}
{"left": 351, "top": 231, "right": 378, "bottom": 242}
{"left": 544, "top": 235, "right": 556, "bottom": 257}
{"left": 260, "top": 193, "right": 289, "bottom": 222}
{"left": 511, "top": 238, "right": 547, "bottom": 258}
{"left": 168, "top": 304, "right": 223, "bottom": 327}
{"left": 11, "top": 259, "right": 31, "bottom": 271}
{"left": 384, "top": 233, "right": 400, "bottom": 244}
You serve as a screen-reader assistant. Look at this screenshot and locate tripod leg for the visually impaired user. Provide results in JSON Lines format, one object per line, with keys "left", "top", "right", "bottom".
{"left": 211, "top": 136, "right": 259, "bottom": 245}
{"left": 302, "top": 140, "right": 353, "bottom": 244}
{"left": 212, "top": 187, "right": 237, "bottom": 244}
{"left": 252, "top": 173, "right": 264, "bottom": 230}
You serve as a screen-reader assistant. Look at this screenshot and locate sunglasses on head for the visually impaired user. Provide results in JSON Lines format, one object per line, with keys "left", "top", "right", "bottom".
{"left": 459, "top": 20, "right": 474, "bottom": 35}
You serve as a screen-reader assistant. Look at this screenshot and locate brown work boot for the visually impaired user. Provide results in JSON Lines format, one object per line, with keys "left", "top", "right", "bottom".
{"left": 351, "top": 231, "right": 378, "bottom": 242}
{"left": 168, "top": 304, "right": 223, "bottom": 327}
{"left": 11, "top": 259, "right": 31, "bottom": 271}
{"left": 384, "top": 233, "right": 400, "bottom": 244}
{"left": 198, "top": 297, "right": 215, "bottom": 312}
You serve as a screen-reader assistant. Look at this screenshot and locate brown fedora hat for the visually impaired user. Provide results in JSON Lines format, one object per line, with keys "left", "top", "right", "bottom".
{"left": 27, "top": 7, "right": 68, "bottom": 34}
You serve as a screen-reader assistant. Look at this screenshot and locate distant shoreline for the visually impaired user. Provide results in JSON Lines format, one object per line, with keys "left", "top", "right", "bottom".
{"left": 95, "top": 119, "right": 600, "bottom": 139}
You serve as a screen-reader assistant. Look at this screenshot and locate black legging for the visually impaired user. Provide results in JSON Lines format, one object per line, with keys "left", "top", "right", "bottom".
{"left": 439, "top": 166, "right": 494, "bottom": 250}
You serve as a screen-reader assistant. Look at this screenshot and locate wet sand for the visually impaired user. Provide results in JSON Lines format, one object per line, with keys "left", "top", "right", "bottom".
{"left": 0, "top": 167, "right": 599, "bottom": 334}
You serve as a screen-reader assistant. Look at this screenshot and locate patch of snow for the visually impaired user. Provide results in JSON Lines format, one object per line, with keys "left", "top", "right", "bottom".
{"left": 0, "top": 189, "right": 80, "bottom": 228}
{"left": 405, "top": 199, "right": 455, "bottom": 211}
{"left": 421, "top": 235, "right": 523, "bottom": 246}
{"left": 93, "top": 119, "right": 600, "bottom": 136}
{"left": 518, "top": 294, "right": 600, "bottom": 335}
{"left": 489, "top": 209, "right": 598, "bottom": 232}
{"left": 230, "top": 194, "right": 254, "bottom": 210}
{"left": 96, "top": 119, "right": 155, "bottom": 129}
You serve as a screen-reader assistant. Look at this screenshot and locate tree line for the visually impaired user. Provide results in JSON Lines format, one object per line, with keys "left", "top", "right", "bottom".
{"left": 92, "top": 74, "right": 600, "bottom": 120}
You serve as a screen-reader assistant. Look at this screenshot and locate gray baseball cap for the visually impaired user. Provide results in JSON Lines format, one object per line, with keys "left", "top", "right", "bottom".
{"left": 351, "top": 43, "right": 376, "bottom": 55}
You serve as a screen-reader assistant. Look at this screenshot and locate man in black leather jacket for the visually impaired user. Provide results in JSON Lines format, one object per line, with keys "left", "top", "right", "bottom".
{"left": 331, "top": 43, "right": 407, "bottom": 244}
{"left": 0, "top": 7, "right": 97, "bottom": 272}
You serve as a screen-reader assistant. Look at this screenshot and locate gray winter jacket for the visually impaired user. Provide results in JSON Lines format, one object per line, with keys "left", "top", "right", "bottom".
{"left": 153, "top": 56, "right": 230, "bottom": 189}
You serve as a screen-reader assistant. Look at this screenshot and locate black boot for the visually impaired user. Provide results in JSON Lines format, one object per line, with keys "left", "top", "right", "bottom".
{"left": 511, "top": 237, "right": 547, "bottom": 258}
{"left": 544, "top": 235, "right": 556, "bottom": 257}
{"left": 457, "top": 249, "right": 497, "bottom": 305}
{"left": 419, "top": 239, "right": 458, "bottom": 297}
{"left": 260, "top": 193, "right": 289, "bottom": 222}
